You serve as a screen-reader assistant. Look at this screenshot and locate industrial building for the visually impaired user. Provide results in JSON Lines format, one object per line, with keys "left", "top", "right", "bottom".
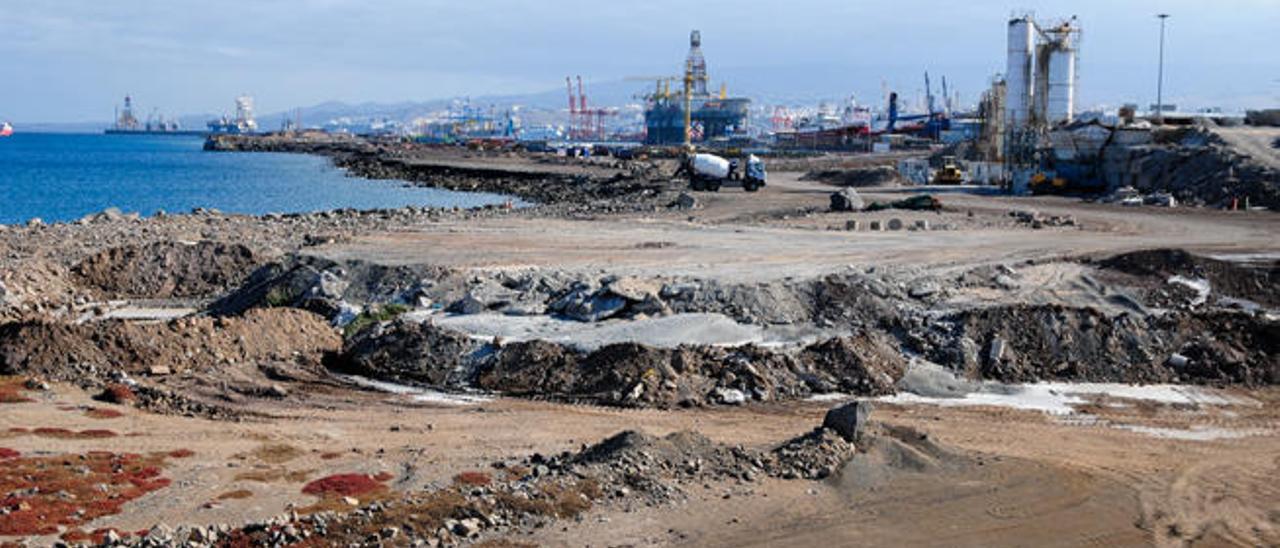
{"left": 1001, "top": 15, "right": 1083, "bottom": 192}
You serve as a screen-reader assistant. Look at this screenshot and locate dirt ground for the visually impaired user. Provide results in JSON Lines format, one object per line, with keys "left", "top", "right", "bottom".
{"left": 2, "top": 145, "right": 1278, "bottom": 547}
{"left": 313, "top": 172, "right": 1280, "bottom": 282}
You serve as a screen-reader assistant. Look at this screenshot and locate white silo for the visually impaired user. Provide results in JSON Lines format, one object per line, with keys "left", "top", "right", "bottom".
{"left": 1004, "top": 16, "right": 1035, "bottom": 128}
{"left": 1045, "top": 23, "right": 1078, "bottom": 125}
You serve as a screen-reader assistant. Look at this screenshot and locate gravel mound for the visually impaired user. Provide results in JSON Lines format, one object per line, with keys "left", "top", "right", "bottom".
{"left": 0, "top": 308, "right": 339, "bottom": 381}
{"left": 341, "top": 320, "right": 483, "bottom": 386}
{"left": 1100, "top": 248, "right": 1280, "bottom": 308}
{"left": 912, "top": 303, "right": 1278, "bottom": 385}
{"left": 72, "top": 241, "right": 261, "bottom": 299}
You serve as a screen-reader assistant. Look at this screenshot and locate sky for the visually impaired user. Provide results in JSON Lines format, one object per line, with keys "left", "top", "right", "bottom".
{"left": 2, "top": 0, "right": 1278, "bottom": 123}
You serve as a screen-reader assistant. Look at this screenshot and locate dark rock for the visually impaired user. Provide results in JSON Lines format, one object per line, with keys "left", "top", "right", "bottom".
{"left": 829, "top": 189, "right": 865, "bottom": 212}
{"left": 822, "top": 401, "right": 874, "bottom": 442}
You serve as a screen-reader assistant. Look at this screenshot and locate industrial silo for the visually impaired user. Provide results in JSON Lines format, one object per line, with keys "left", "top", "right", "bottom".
{"left": 1045, "top": 22, "right": 1078, "bottom": 125}
{"left": 1004, "top": 16, "right": 1034, "bottom": 128}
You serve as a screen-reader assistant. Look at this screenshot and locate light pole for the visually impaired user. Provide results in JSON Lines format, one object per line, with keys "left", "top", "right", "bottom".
{"left": 1156, "top": 13, "right": 1170, "bottom": 123}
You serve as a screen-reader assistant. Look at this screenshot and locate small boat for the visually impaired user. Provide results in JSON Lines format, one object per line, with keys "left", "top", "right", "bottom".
{"left": 0, "top": 122, "right": 12, "bottom": 137}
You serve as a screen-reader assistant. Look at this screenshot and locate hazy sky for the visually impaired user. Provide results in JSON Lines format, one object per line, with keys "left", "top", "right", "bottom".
{"left": 2, "top": 0, "right": 1278, "bottom": 123}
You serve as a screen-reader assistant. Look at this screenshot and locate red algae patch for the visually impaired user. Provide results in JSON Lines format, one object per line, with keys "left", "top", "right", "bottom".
{"left": 0, "top": 448, "right": 19, "bottom": 459}
{"left": 94, "top": 383, "right": 137, "bottom": 404}
{"left": 168, "top": 448, "right": 195, "bottom": 459}
{"left": 453, "top": 470, "right": 493, "bottom": 487}
{"left": 11, "top": 427, "right": 120, "bottom": 440}
{"left": 0, "top": 451, "right": 176, "bottom": 537}
{"left": 216, "top": 489, "right": 254, "bottom": 500}
{"left": 60, "top": 527, "right": 135, "bottom": 545}
{"left": 85, "top": 407, "right": 125, "bottom": 419}
{"left": 0, "top": 377, "right": 34, "bottom": 404}
{"left": 302, "top": 473, "right": 391, "bottom": 498}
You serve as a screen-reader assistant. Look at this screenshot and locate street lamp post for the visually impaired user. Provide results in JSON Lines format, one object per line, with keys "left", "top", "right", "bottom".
{"left": 1156, "top": 13, "right": 1170, "bottom": 124}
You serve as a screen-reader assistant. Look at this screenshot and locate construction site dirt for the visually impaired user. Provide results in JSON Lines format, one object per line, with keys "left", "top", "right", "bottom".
{"left": 1, "top": 136, "right": 1278, "bottom": 547}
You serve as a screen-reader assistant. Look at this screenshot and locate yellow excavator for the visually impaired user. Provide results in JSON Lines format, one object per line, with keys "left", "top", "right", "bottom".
{"left": 931, "top": 156, "right": 965, "bottom": 185}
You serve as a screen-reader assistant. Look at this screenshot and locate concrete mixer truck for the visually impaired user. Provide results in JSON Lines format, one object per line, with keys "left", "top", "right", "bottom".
{"left": 675, "top": 152, "right": 767, "bottom": 192}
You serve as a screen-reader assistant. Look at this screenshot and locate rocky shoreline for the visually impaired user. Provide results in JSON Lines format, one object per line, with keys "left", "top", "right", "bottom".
{"left": 204, "top": 134, "right": 678, "bottom": 212}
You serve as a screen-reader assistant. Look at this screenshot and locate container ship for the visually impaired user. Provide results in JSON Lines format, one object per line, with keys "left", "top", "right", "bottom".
{"left": 104, "top": 95, "right": 206, "bottom": 136}
{"left": 642, "top": 31, "right": 750, "bottom": 146}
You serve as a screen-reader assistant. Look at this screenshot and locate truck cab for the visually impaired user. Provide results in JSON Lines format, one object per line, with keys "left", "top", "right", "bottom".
{"left": 742, "top": 154, "right": 766, "bottom": 192}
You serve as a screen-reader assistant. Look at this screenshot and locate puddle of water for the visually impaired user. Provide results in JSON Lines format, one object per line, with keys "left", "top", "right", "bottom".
{"left": 1111, "top": 424, "right": 1269, "bottom": 441}
{"left": 859, "top": 361, "right": 1264, "bottom": 441}
{"left": 336, "top": 374, "right": 490, "bottom": 406}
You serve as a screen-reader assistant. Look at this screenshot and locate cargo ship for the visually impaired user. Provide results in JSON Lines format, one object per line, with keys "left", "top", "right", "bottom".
{"left": 104, "top": 95, "right": 206, "bottom": 136}
{"left": 206, "top": 95, "right": 259, "bottom": 135}
{"left": 642, "top": 31, "right": 750, "bottom": 146}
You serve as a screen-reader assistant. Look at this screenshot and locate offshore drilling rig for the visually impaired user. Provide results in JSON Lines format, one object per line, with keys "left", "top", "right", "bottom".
{"left": 642, "top": 31, "right": 751, "bottom": 146}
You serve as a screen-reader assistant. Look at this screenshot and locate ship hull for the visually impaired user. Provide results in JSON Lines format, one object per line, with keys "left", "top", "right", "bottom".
{"left": 644, "top": 97, "right": 750, "bottom": 145}
{"left": 105, "top": 129, "right": 208, "bottom": 136}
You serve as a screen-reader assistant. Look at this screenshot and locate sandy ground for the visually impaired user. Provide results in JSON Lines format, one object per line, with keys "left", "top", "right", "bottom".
{"left": 313, "top": 173, "right": 1280, "bottom": 282}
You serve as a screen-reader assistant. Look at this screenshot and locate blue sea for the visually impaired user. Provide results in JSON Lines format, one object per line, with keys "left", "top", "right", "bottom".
{"left": 0, "top": 133, "right": 515, "bottom": 225}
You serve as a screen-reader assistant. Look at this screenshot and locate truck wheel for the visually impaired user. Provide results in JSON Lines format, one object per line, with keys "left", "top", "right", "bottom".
{"left": 708, "top": 182, "right": 722, "bottom": 192}
{"left": 690, "top": 179, "right": 706, "bottom": 191}
{"left": 744, "top": 181, "right": 760, "bottom": 192}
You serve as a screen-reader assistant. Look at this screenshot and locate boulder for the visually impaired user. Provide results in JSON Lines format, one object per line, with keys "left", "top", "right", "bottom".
{"left": 822, "top": 401, "right": 873, "bottom": 442}
{"left": 604, "top": 277, "right": 660, "bottom": 302}
{"left": 309, "top": 270, "right": 349, "bottom": 301}
{"left": 713, "top": 387, "right": 747, "bottom": 405}
{"left": 447, "top": 294, "right": 485, "bottom": 315}
{"left": 671, "top": 192, "right": 698, "bottom": 210}
{"left": 829, "top": 188, "right": 866, "bottom": 212}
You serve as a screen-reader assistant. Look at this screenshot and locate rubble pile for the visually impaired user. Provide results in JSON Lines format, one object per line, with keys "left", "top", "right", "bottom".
{"left": 341, "top": 320, "right": 909, "bottom": 408}
{"left": 910, "top": 303, "right": 1278, "bottom": 385}
{"left": 1101, "top": 127, "right": 1280, "bottom": 209}
{"left": 1008, "top": 209, "right": 1078, "bottom": 229}
{"left": 218, "top": 254, "right": 914, "bottom": 329}
{"left": 1099, "top": 248, "right": 1280, "bottom": 308}
{"left": 804, "top": 165, "right": 902, "bottom": 187}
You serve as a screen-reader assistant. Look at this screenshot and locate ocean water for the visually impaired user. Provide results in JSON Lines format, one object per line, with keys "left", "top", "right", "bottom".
{"left": 0, "top": 133, "right": 515, "bottom": 225}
